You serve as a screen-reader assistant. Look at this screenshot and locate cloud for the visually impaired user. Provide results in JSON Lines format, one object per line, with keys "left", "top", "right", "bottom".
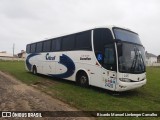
{"left": 0, "top": 0, "right": 160, "bottom": 55}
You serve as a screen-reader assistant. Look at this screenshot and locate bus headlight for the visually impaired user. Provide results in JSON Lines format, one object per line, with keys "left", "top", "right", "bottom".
{"left": 119, "top": 78, "right": 131, "bottom": 82}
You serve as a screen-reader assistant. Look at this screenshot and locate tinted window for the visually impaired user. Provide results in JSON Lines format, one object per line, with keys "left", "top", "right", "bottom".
{"left": 43, "top": 40, "right": 51, "bottom": 52}
{"left": 94, "top": 28, "right": 113, "bottom": 53}
{"left": 118, "top": 43, "right": 146, "bottom": 73}
{"left": 30, "top": 44, "right": 36, "bottom": 53}
{"left": 93, "top": 29, "right": 116, "bottom": 71}
{"left": 36, "top": 42, "right": 43, "bottom": 52}
{"left": 26, "top": 44, "right": 30, "bottom": 53}
{"left": 104, "top": 46, "right": 115, "bottom": 64}
{"left": 55, "top": 39, "right": 61, "bottom": 51}
{"left": 75, "top": 31, "right": 91, "bottom": 50}
{"left": 103, "top": 44, "right": 116, "bottom": 71}
{"left": 51, "top": 39, "right": 56, "bottom": 51}
{"left": 51, "top": 38, "right": 61, "bottom": 51}
{"left": 113, "top": 28, "right": 142, "bottom": 45}
{"left": 62, "top": 35, "right": 75, "bottom": 50}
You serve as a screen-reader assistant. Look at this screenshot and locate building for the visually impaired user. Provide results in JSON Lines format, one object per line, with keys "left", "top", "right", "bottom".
{"left": 145, "top": 52, "right": 157, "bottom": 66}
{"left": 0, "top": 51, "right": 13, "bottom": 58}
{"left": 157, "top": 55, "right": 160, "bottom": 63}
{"left": 0, "top": 51, "right": 13, "bottom": 60}
{"left": 17, "top": 50, "right": 26, "bottom": 58}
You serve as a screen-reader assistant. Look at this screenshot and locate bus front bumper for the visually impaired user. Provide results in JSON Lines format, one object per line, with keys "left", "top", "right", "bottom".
{"left": 115, "top": 79, "right": 147, "bottom": 92}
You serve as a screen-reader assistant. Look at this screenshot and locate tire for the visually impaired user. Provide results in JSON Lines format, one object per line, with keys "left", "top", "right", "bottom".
{"left": 32, "top": 66, "right": 37, "bottom": 75}
{"left": 77, "top": 72, "right": 89, "bottom": 87}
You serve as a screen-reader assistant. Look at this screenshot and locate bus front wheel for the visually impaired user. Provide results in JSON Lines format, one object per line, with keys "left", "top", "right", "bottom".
{"left": 77, "top": 72, "right": 89, "bottom": 87}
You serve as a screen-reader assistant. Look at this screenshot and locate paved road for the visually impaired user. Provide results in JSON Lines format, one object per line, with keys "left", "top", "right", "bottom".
{"left": 0, "top": 71, "right": 92, "bottom": 120}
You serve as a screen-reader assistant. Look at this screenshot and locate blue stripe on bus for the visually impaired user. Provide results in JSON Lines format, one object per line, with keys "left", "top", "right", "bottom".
{"left": 48, "top": 54, "right": 75, "bottom": 78}
{"left": 26, "top": 53, "right": 75, "bottom": 78}
{"left": 26, "top": 53, "right": 40, "bottom": 71}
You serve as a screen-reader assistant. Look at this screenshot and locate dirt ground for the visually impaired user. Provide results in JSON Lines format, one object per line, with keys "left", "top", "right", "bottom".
{"left": 0, "top": 71, "right": 93, "bottom": 120}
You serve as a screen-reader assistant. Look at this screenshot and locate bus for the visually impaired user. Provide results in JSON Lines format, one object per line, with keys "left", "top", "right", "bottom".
{"left": 25, "top": 26, "right": 146, "bottom": 91}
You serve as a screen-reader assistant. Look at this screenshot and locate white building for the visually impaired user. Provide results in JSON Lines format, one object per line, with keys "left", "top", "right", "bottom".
{"left": 0, "top": 51, "right": 14, "bottom": 60}
{"left": 145, "top": 52, "right": 157, "bottom": 66}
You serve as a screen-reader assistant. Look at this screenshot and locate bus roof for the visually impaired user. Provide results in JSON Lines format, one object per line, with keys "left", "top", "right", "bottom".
{"left": 27, "top": 25, "right": 136, "bottom": 45}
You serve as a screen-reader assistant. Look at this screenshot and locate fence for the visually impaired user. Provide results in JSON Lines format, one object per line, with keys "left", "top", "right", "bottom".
{"left": 0, "top": 57, "right": 25, "bottom": 61}
{"left": 152, "top": 63, "right": 160, "bottom": 66}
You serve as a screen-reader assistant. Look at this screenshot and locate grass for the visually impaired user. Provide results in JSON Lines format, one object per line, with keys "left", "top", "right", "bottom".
{"left": 0, "top": 61, "right": 160, "bottom": 120}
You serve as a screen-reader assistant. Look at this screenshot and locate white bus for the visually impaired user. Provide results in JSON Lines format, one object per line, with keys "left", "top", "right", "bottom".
{"left": 26, "top": 26, "right": 146, "bottom": 91}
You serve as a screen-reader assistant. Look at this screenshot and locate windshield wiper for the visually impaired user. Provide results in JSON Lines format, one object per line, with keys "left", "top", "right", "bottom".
{"left": 130, "top": 47, "right": 138, "bottom": 72}
{"left": 130, "top": 47, "right": 145, "bottom": 73}
{"left": 138, "top": 52, "right": 145, "bottom": 71}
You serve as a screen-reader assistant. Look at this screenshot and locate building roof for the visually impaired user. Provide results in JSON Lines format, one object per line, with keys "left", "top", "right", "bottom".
{"left": 146, "top": 52, "right": 157, "bottom": 58}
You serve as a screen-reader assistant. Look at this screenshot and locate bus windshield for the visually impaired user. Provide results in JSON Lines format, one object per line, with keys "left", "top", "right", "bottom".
{"left": 114, "top": 28, "right": 146, "bottom": 74}
{"left": 117, "top": 43, "right": 146, "bottom": 73}
{"left": 114, "top": 28, "right": 142, "bottom": 45}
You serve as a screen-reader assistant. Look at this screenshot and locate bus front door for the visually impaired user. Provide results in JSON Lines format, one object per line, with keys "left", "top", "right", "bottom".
{"left": 101, "top": 69, "right": 116, "bottom": 91}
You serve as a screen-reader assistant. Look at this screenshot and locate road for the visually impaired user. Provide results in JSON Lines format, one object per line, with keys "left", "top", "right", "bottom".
{"left": 0, "top": 71, "right": 93, "bottom": 120}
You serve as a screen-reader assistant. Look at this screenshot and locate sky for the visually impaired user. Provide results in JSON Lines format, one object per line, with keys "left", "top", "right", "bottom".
{"left": 0, "top": 0, "right": 160, "bottom": 55}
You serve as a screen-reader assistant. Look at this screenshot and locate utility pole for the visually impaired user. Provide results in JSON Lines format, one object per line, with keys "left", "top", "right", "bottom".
{"left": 13, "top": 43, "right": 15, "bottom": 57}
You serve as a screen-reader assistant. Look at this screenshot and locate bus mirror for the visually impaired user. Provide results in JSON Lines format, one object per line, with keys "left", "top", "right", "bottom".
{"left": 117, "top": 42, "right": 123, "bottom": 57}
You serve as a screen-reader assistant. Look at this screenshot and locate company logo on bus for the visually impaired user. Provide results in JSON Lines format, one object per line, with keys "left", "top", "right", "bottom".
{"left": 46, "top": 53, "right": 56, "bottom": 60}
{"left": 80, "top": 55, "right": 91, "bottom": 60}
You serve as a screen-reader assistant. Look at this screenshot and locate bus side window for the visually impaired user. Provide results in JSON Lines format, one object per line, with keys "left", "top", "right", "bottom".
{"left": 36, "top": 42, "right": 43, "bottom": 53}
{"left": 43, "top": 40, "right": 51, "bottom": 52}
{"left": 26, "top": 44, "right": 30, "bottom": 53}
{"left": 30, "top": 44, "right": 36, "bottom": 53}
{"left": 62, "top": 35, "right": 75, "bottom": 51}
{"left": 75, "top": 31, "right": 91, "bottom": 50}
{"left": 55, "top": 38, "right": 61, "bottom": 51}
{"left": 103, "top": 44, "right": 116, "bottom": 70}
{"left": 51, "top": 39, "right": 56, "bottom": 51}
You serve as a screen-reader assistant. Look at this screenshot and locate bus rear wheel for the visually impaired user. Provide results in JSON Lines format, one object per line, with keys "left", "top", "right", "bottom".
{"left": 77, "top": 72, "right": 89, "bottom": 87}
{"left": 32, "top": 66, "right": 37, "bottom": 75}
